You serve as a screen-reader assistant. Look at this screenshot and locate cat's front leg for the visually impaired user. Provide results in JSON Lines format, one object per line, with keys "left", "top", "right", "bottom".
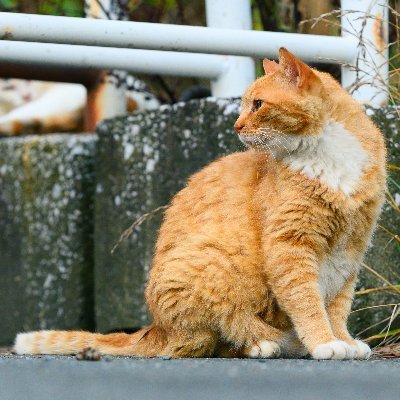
{"left": 327, "top": 273, "right": 371, "bottom": 359}
{"left": 264, "top": 239, "right": 356, "bottom": 360}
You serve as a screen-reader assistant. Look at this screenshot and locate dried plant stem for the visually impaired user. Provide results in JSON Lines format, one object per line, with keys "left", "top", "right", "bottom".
{"left": 365, "top": 328, "right": 400, "bottom": 342}
{"left": 351, "top": 303, "right": 400, "bottom": 314}
{"left": 299, "top": 4, "right": 400, "bottom": 111}
{"left": 356, "top": 285, "right": 400, "bottom": 295}
{"left": 381, "top": 305, "right": 399, "bottom": 343}
{"left": 386, "top": 190, "right": 400, "bottom": 213}
{"left": 111, "top": 205, "right": 169, "bottom": 255}
{"left": 378, "top": 225, "right": 400, "bottom": 244}
{"left": 387, "top": 164, "right": 400, "bottom": 171}
{"left": 362, "top": 263, "right": 400, "bottom": 294}
{"left": 356, "top": 314, "right": 394, "bottom": 336}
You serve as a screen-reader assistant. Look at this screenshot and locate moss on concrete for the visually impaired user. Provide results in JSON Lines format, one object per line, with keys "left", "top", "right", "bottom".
{"left": 96, "top": 100, "right": 399, "bottom": 337}
{"left": 0, "top": 134, "right": 96, "bottom": 345}
{"left": 349, "top": 106, "right": 400, "bottom": 336}
{"left": 94, "top": 99, "right": 241, "bottom": 331}
{"left": 0, "top": 100, "right": 398, "bottom": 343}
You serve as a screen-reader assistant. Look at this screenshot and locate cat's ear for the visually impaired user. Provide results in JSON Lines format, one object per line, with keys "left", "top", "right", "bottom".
{"left": 262, "top": 59, "right": 280, "bottom": 75}
{"left": 278, "top": 47, "right": 319, "bottom": 89}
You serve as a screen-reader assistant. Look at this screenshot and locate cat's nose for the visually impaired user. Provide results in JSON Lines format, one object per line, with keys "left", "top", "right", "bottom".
{"left": 234, "top": 122, "right": 244, "bottom": 133}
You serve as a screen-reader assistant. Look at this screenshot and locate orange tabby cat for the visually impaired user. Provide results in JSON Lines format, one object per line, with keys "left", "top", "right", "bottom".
{"left": 15, "top": 48, "right": 386, "bottom": 359}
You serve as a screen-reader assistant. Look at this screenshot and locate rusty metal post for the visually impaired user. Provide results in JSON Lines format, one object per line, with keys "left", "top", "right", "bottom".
{"left": 84, "top": 0, "right": 126, "bottom": 131}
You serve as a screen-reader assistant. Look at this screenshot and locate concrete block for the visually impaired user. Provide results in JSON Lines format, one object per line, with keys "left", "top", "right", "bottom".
{"left": 349, "top": 106, "right": 400, "bottom": 335}
{"left": 95, "top": 100, "right": 399, "bottom": 338}
{"left": 94, "top": 99, "right": 241, "bottom": 331}
{"left": 0, "top": 134, "right": 96, "bottom": 345}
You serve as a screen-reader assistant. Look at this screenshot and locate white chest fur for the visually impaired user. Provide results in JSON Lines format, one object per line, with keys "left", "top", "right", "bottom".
{"left": 283, "top": 121, "right": 369, "bottom": 195}
{"left": 319, "top": 247, "right": 359, "bottom": 301}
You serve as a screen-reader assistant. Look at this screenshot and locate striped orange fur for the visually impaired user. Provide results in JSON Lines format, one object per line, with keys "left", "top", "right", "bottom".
{"left": 15, "top": 48, "right": 386, "bottom": 360}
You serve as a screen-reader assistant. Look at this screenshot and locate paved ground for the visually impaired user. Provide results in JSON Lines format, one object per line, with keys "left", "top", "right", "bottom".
{"left": 0, "top": 354, "right": 399, "bottom": 400}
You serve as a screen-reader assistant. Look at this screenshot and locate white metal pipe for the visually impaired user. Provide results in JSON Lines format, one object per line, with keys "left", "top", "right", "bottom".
{"left": 206, "top": 0, "right": 255, "bottom": 97}
{"left": 206, "top": 0, "right": 253, "bottom": 30}
{"left": 0, "top": 40, "right": 226, "bottom": 79}
{"left": 0, "top": 12, "right": 357, "bottom": 63}
{"left": 341, "top": 0, "right": 389, "bottom": 105}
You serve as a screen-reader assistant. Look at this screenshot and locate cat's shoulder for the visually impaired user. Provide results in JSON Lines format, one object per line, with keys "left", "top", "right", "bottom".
{"left": 186, "top": 150, "right": 269, "bottom": 186}
{"left": 198, "top": 150, "right": 267, "bottom": 174}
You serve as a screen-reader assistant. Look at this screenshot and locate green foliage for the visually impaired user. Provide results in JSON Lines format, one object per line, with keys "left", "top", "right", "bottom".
{"left": 38, "top": 0, "right": 84, "bottom": 17}
{"left": 127, "top": 0, "right": 176, "bottom": 13}
{"left": 0, "top": 0, "right": 17, "bottom": 11}
{"left": 0, "top": 0, "right": 84, "bottom": 16}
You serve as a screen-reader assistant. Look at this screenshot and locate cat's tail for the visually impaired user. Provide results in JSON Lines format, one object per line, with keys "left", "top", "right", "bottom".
{"left": 14, "top": 323, "right": 167, "bottom": 356}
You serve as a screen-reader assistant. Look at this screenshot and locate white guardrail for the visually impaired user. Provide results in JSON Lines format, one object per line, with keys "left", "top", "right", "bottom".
{"left": 0, "top": 0, "right": 389, "bottom": 104}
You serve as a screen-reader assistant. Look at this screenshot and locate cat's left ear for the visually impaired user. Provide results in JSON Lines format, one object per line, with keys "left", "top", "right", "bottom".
{"left": 262, "top": 59, "right": 280, "bottom": 75}
{"left": 278, "top": 47, "right": 320, "bottom": 90}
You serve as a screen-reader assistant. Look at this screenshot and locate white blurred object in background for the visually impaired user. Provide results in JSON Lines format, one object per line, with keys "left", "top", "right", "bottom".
{"left": 0, "top": 81, "right": 86, "bottom": 135}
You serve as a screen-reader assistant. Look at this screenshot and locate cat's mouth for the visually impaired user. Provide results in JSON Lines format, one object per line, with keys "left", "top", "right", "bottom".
{"left": 238, "top": 133, "right": 297, "bottom": 159}
{"left": 238, "top": 134, "right": 271, "bottom": 147}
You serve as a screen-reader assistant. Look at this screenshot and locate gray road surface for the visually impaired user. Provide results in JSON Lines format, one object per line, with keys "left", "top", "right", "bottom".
{"left": 0, "top": 355, "right": 399, "bottom": 400}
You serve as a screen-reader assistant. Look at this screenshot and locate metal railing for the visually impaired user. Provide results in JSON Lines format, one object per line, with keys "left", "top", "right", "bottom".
{"left": 0, "top": 0, "right": 389, "bottom": 104}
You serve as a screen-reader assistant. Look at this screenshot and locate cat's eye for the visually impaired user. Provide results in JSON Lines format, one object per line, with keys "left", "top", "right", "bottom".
{"left": 252, "top": 99, "right": 263, "bottom": 112}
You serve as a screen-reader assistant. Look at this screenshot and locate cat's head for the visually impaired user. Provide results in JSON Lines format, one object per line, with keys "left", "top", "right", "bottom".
{"left": 234, "top": 48, "right": 327, "bottom": 156}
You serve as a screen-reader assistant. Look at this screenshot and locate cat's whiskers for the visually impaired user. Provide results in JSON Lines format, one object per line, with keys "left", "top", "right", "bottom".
{"left": 256, "top": 128, "right": 292, "bottom": 159}
{"left": 241, "top": 130, "right": 275, "bottom": 163}
{"left": 271, "top": 132, "right": 292, "bottom": 150}
{"left": 254, "top": 136, "right": 277, "bottom": 162}
{"left": 272, "top": 135, "right": 293, "bottom": 159}
{"left": 243, "top": 132, "right": 276, "bottom": 160}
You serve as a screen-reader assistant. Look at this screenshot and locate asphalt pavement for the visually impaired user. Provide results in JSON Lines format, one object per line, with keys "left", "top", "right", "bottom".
{"left": 0, "top": 354, "right": 399, "bottom": 400}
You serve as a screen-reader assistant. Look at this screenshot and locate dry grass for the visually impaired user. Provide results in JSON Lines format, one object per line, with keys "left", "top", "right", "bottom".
{"left": 111, "top": 205, "right": 168, "bottom": 254}
{"left": 0, "top": 347, "right": 12, "bottom": 355}
{"left": 111, "top": 1, "right": 400, "bottom": 357}
{"left": 300, "top": 1, "right": 400, "bottom": 114}
{"left": 351, "top": 164, "right": 400, "bottom": 354}
{"left": 112, "top": 194, "right": 400, "bottom": 355}
{"left": 372, "top": 342, "right": 400, "bottom": 358}
{"left": 301, "top": 0, "right": 400, "bottom": 357}
{"left": 357, "top": 213, "right": 400, "bottom": 352}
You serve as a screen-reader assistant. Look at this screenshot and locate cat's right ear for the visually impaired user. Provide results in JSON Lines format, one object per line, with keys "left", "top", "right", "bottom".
{"left": 278, "top": 47, "right": 321, "bottom": 91}
{"left": 262, "top": 59, "right": 280, "bottom": 75}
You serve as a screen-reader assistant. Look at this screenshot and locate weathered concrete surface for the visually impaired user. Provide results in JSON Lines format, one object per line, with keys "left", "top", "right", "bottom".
{"left": 0, "top": 134, "right": 96, "bottom": 345}
{"left": 0, "top": 356, "right": 399, "bottom": 400}
{"left": 94, "top": 99, "right": 241, "bottom": 331}
{"left": 95, "top": 100, "right": 399, "bottom": 335}
{"left": 349, "top": 107, "right": 400, "bottom": 335}
{"left": 0, "top": 100, "right": 397, "bottom": 345}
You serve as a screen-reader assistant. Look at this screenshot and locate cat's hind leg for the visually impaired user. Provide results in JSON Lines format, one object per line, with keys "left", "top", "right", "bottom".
{"left": 147, "top": 246, "right": 286, "bottom": 358}
{"left": 162, "top": 329, "right": 217, "bottom": 358}
{"left": 218, "top": 313, "right": 285, "bottom": 359}
{"left": 244, "top": 340, "right": 282, "bottom": 358}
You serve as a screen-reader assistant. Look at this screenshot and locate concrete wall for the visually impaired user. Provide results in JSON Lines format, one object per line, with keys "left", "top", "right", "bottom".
{"left": 94, "top": 99, "right": 241, "bottom": 331}
{"left": 351, "top": 107, "right": 400, "bottom": 334}
{"left": 0, "top": 99, "right": 398, "bottom": 345}
{"left": 0, "top": 135, "right": 96, "bottom": 345}
{"left": 94, "top": 100, "right": 400, "bottom": 336}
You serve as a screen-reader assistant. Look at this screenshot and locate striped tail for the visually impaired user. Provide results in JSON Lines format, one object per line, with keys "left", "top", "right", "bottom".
{"left": 14, "top": 324, "right": 167, "bottom": 356}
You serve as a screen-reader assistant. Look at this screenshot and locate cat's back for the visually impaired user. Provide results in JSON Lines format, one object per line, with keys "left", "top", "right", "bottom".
{"left": 185, "top": 150, "right": 268, "bottom": 195}
{"left": 155, "top": 150, "right": 270, "bottom": 254}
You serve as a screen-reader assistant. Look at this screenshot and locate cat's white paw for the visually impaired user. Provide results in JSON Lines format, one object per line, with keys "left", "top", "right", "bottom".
{"left": 247, "top": 340, "right": 281, "bottom": 358}
{"left": 312, "top": 340, "right": 356, "bottom": 360}
{"left": 353, "top": 340, "right": 371, "bottom": 359}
